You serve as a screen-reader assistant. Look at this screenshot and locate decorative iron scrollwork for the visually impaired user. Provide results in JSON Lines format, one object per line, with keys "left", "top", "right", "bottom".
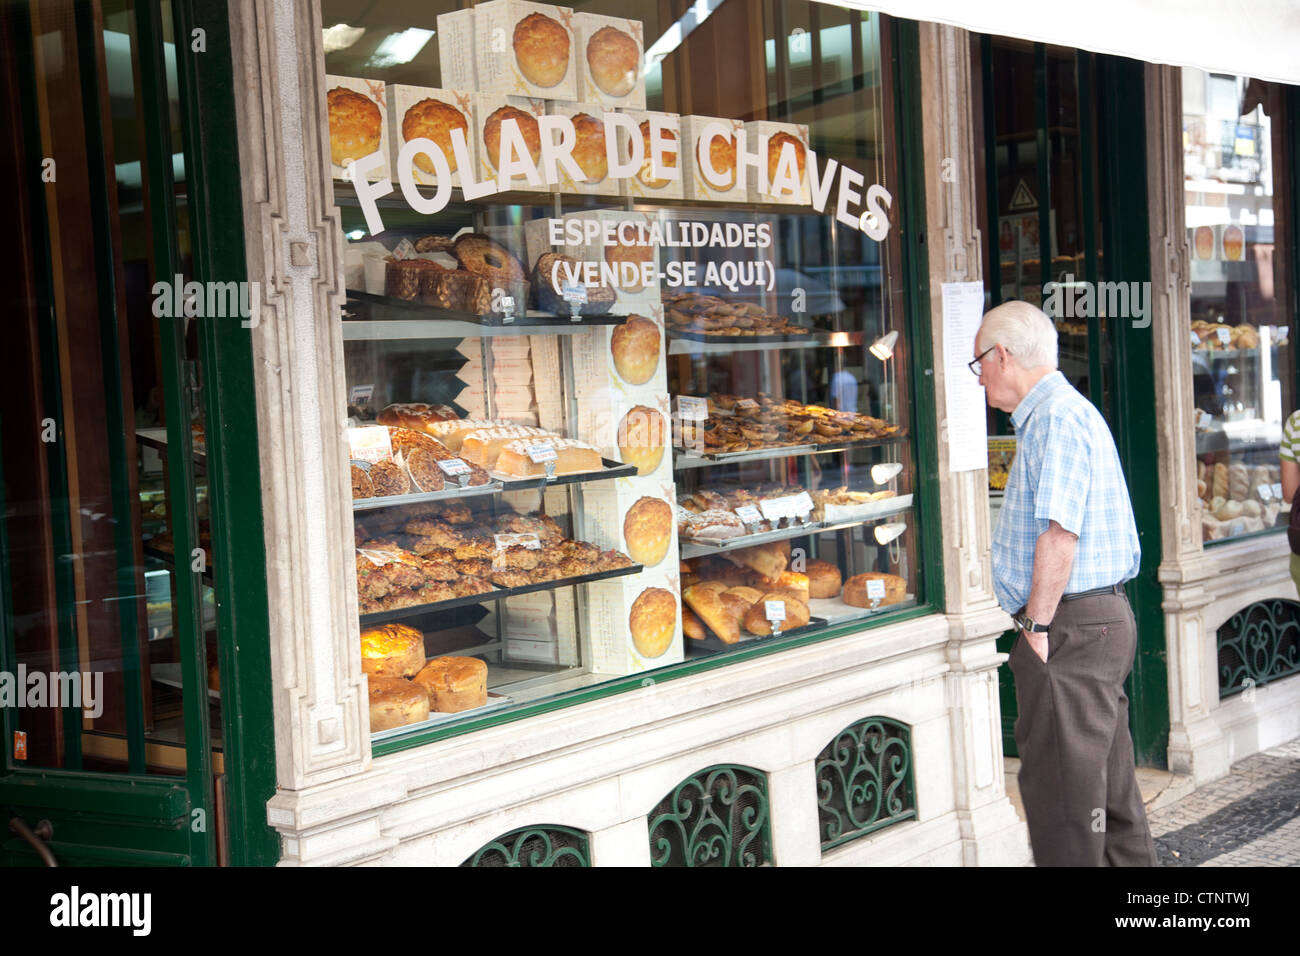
{"left": 647, "top": 766, "right": 771, "bottom": 867}
{"left": 461, "top": 825, "right": 590, "bottom": 867}
{"left": 815, "top": 717, "right": 915, "bottom": 851}
{"left": 1217, "top": 600, "right": 1300, "bottom": 697}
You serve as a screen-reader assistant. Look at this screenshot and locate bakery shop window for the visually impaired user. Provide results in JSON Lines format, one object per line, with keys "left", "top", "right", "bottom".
{"left": 1184, "top": 71, "right": 1295, "bottom": 543}
{"left": 323, "top": 0, "right": 923, "bottom": 742}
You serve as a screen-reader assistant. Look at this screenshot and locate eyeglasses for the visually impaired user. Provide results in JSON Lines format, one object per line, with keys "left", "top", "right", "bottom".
{"left": 969, "top": 345, "right": 996, "bottom": 377}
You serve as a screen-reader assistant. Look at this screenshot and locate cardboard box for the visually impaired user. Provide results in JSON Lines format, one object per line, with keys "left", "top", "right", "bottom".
{"left": 387, "top": 85, "right": 477, "bottom": 189}
{"left": 572, "top": 13, "right": 646, "bottom": 110}
{"left": 474, "top": 94, "right": 553, "bottom": 194}
{"left": 618, "top": 110, "right": 684, "bottom": 201}
{"left": 439, "top": 1, "right": 578, "bottom": 102}
{"left": 744, "top": 120, "right": 811, "bottom": 206}
{"left": 524, "top": 210, "right": 664, "bottom": 315}
{"left": 545, "top": 102, "right": 621, "bottom": 197}
{"left": 680, "top": 115, "right": 746, "bottom": 202}
{"left": 325, "top": 75, "right": 389, "bottom": 183}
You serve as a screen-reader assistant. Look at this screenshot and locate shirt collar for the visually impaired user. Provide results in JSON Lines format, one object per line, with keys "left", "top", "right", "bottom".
{"left": 1010, "top": 370, "right": 1066, "bottom": 431}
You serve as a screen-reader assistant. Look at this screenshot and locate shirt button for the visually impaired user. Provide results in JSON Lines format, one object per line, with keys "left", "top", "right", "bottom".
{"left": 1101, "top": 626, "right": 1109, "bottom": 635}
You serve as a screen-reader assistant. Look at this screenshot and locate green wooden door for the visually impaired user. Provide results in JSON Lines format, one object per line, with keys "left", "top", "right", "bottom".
{"left": 0, "top": 0, "right": 276, "bottom": 866}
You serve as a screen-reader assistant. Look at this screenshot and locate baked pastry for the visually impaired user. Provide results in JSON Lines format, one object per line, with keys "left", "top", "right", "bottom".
{"left": 623, "top": 496, "right": 672, "bottom": 566}
{"left": 207, "top": 661, "right": 220, "bottom": 692}
{"left": 413, "top": 656, "right": 488, "bottom": 712}
{"left": 571, "top": 113, "right": 609, "bottom": 183}
{"left": 482, "top": 105, "right": 543, "bottom": 172}
{"left": 427, "top": 418, "right": 512, "bottom": 452}
{"left": 804, "top": 559, "right": 842, "bottom": 599}
{"left": 461, "top": 426, "right": 560, "bottom": 469}
{"left": 682, "top": 605, "right": 706, "bottom": 641}
{"left": 513, "top": 12, "right": 570, "bottom": 88}
{"left": 704, "top": 128, "right": 737, "bottom": 190}
{"left": 610, "top": 315, "right": 661, "bottom": 385}
{"left": 750, "top": 570, "right": 809, "bottom": 604}
{"left": 726, "top": 542, "right": 788, "bottom": 580}
{"left": 402, "top": 98, "right": 468, "bottom": 175}
{"left": 724, "top": 586, "right": 762, "bottom": 606}
{"left": 369, "top": 460, "right": 410, "bottom": 498}
{"left": 742, "top": 593, "right": 810, "bottom": 635}
{"left": 494, "top": 438, "right": 603, "bottom": 477}
{"left": 530, "top": 252, "right": 616, "bottom": 316}
{"left": 421, "top": 267, "right": 490, "bottom": 314}
{"left": 635, "top": 120, "right": 677, "bottom": 188}
{"left": 629, "top": 587, "right": 677, "bottom": 659}
{"left": 352, "top": 464, "right": 374, "bottom": 500}
{"left": 360, "top": 623, "right": 426, "bottom": 678}
{"left": 452, "top": 233, "right": 527, "bottom": 289}
{"left": 766, "top": 131, "right": 807, "bottom": 195}
{"left": 843, "top": 572, "right": 908, "bottom": 608}
{"left": 683, "top": 584, "right": 740, "bottom": 644}
{"left": 377, "top": 403, "right": 460, "bottom": 432}
{"left": 605, "top": 239, "right": 654, "bottom": 292}
{"left": 404, "top": 447, "right": 445, "bottom": 492}
{"left": 327, "top": 87, "right": 382, "bottom": 166}
{"left": 369, "top": 676, "right": 431, "bottom": 732}
{"left": 586, "top": 25, "right": 640, "bottom": 97}
{"left": 617, "top": 405, "right": 666, "bottom": 476}
{"left": 385, "top": 257, "right": 442, "bottom": 301}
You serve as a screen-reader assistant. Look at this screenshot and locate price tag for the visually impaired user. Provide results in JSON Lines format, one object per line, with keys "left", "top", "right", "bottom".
{"left": 764, "top": 600, "right": 786, "bottom": 623}
{"left": 734, "top": 398, "right": 759, "bottom": 410}
{"left": 734, "top": 504, "right": 763, "bottom": 525}
{"left": 759, "top": 496, "right": 794, "bottom": 522}
{"left": 1197, "top": 410, "right": 1213, "bottom": 429}
{"left": 1190, "top": 331, "right": 1201, "bottom": 345}
{"left": 392, "top": 238, "right": 416, "bottom": 260}
{"left": 349, "top": 383, "right": 374, "bottom": 406}
{"left": 347, "top": 425, "right": 393, "bottom": 464}
{"left": 561, "top": 284, "right": 588, "bottom": 304}
{"left": 676, "top": 395, "right": 708, "bottom": 421}
{"left": 1216, "top": 328, "right": 1231, "bottom": 344}
{"left": 1258, "top": 483, "right": 1273, "bottom": 501}
{"left": 494, "top": 532, "right": 541, "bottom": 551}
{"left": 1272, "top": 482, "right": 1284, "bottom": 500}
{"left": 526, "top": 441, "right": 558, "bottom": 464}
{"left": 437, "top": 457, "right": 471, "bottom": 476}
{"left": 866, "top": 579, "right": 887, "bottom": 601}
{"left": 789, "top": 491, "right": 814, "bottom": 516}
{"left": 356, "top": 548, "right": 397, "bottom": 567}
{"left": 499, "top": 295, "right": 516, "bottom": 312}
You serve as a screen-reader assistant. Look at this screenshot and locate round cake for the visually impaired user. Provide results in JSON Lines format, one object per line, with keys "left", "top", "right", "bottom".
{"left": 369, "top": 676, "right": 430, "bottom": 732}
{"left": 767, "top": 131, "right": 807, "bottom": 196}
{"left": 413, "top": 656, "right": 488, "bottom": 713}
{"left": 513, "top": 12, "right": 570, "bottom": 88}
{"left": 452, "top": 233, "right": 527, "bottom": 289}
{"left": 705, "top": 130, "right": 737, "bottom": 190}
{"left": 629, "top": 587, "right": 677, "bottom": 658}
{"left": 571, "top": 113, "right": 609, "bottom": 183}
{"left": 635, "top": 120, "right": 678, "bottom": 189}
{"left": 623, "top": 496, "right": 673, "bottom": 566}
{"left": 327, "top": 87, "right": 382, "bottom": 167}
{"left": 610, "top": 315, "right": 660, "bottom": 384}
{"left": 617, "top": 404, "right": 666, "bottom": 476}
{"left": 360, "top": 623, "right": 425, "bottom": 678}
{"left": 482, "top": 105, "right": 542, "bottom": 172}
{"left": 804, "top": 559, "right": 842, "bottom": 599}
{"left": 401, "top": 98, "right": 468, "bottom": 175}
{"left": 585, "top": 25, "right": 640, "bottom": 97}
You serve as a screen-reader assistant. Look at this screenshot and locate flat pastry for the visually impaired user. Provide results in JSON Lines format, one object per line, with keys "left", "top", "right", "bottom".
{"left": 610, "top": 315, "right": 661, "bottom": 385}
{"left": 404, "top": 447, "right": 445, "bottom": 492}
{"left": 629, "top": 587, "right": 677, "bottom": 659}
{"left": 368, "top": 460, "right": 409, "bottom": 498}
{"left": 585, "top": 25, "right": 640, "bottom": 97}
{"left": 327, "top": 87, "right": 382, "bottom": 166}
{"left": 512, "top": 12, "right": 570, "bottom": 88}
{"left": 401, "top": 98, "right": 468, "bottom": 175}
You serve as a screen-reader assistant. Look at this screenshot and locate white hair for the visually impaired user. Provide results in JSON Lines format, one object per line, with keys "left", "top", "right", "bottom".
{"left": 977, "top": 300, "right": 1058, "bottom": 370}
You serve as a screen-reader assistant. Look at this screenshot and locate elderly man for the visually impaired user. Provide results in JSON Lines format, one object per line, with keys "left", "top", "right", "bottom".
{"left": 972, "top": 300, "right": 1155, "bottom": 866}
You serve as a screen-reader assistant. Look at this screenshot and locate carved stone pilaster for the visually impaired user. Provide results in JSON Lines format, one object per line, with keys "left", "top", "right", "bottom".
{"left": 229, "top": 0, "right": 368, "bottom": 790}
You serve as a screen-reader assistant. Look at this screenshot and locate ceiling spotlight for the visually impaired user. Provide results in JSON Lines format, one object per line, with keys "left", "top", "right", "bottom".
{"left": 322, "top": 23, "right": 365, "bottom": 54}
{"left": 366, "top": 27, "right": 435, "bottom": 68}
{"left": 873, "top": 522, "right": 907, "bottom": 545}
{"left": 869, "top": 330, "right": 899, "bottom": 360}
{"left": 871, "top": 462, "right": 903, "bottom": 485}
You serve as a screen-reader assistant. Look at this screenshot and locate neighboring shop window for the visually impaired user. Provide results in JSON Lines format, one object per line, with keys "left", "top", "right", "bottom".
{"left": 1184, "top": 71, "right": 1295, "bottom": 542}
{"left": 322, "top": 0, "right": 920, "bottom": 744}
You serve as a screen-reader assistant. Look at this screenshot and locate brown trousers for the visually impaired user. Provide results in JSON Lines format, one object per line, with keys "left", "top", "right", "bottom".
{"left": 1008, "top": 590, "right": 1157, "bottom": 866}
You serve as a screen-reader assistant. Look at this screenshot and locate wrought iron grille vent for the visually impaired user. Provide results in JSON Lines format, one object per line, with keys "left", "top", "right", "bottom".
{"left": 1217, "top": 599, "right": 1300, "bottom": 698}
{"left": 647, "top": 765, "right": 772, "bottom": 867}
{"left": 461, "top": 825, "right": 591, "bottom": 867}
{"left": 816, "top": 716, "right": 916, "bottom": 853}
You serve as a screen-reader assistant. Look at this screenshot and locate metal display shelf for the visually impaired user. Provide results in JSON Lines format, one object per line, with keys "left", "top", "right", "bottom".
{"left": 685, "top": 617, "right": 827, "bottom": 655}
{"left": 490, "top": 457, "right": 638, "bottom": 491}
{"left": 351, "top": 458, "right": 635, "bottom": 511}
{"left": 369, "top": 693, "right": 514, "bottom": 741}
{"left": 679, "top": 506, "right": 912, "bottom": 560}
{"left": 667, "top": 332, "right": 842, "bottom": 355}
{"left": 673, "top": 430, "right": 906, "bottom": 469}
{"left": 343, "top": 290, "right": 627, "bottom": 338}
{"left": 358, "top": 562, "right": 643, "bottom": 626}
{"left": 352, "top": 479, "right": 503, "bottom": 511}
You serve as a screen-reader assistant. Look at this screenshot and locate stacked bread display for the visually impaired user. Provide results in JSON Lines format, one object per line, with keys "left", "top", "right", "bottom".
{"left": 1196, "top": 459, "right": 1282, "bottom": 540}
{"left": 361, "top": 622, "right": 491, "bottom": 731}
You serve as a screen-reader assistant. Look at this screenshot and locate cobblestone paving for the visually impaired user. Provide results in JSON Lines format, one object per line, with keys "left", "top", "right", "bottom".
{"left": 1148, "top": 740, "right": 1300, "bottom": 867}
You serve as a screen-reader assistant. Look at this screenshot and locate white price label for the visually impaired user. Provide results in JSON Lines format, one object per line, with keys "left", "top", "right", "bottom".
{"left": 526, "top": 441, "right": 558, "bottom": 464}
{"left": 866, "top": 579, "right": 887, "bottom": 601}
{"left": 789, "top": 491, "right": 814, "bottom": 516}
{"left": 437, "top": 457, "right": 471, "bottom": 476}
{"left": 1216, "top": 328, "right": 1232, "bottom": 344}
{"left": 759, "top": 496, "right": 793, "bottom": 521}
{"left": 1272, "top": 482, "right": 1284, "bottom": 500}
{"left": 1258, "top": 483, "right": 1273, "bottom": 501}
{"left": 1190, "top": 331, "right": 1201, "bottom": 345}
{"left": 734, "top": 398, "right": 759, "bottom": 410}
{"left": 347, "top": 425, "right": 393, "bottom": 464}
{"left": 499, "top": 295, "right": 516, "bottom": 312}
{"left": 764, "top": 600, "right": 786, "bottom": 623}
{"left": 561, "top": 284, "right": 588, "bottom": 304}
{"left": 676, "top": 396, "right": 708, "bottom": 421}
{"left": 734, "top": 504, "right": 763, "bottom": 525}
{"left": 1197, "top": 411, "right": 1213, "bottom": 428}
{"left": 392, "top": 238, "right": 416, "bottom": 260}
{"left": 494, "top": 532, "right": 541, "bottom": 551}
{"left": 348, "top": 384, "right": 374, "bottom": 405}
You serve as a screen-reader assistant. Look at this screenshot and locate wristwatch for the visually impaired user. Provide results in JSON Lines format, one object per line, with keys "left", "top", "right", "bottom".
{"left": 1013, "top": 612, "right": 1050, "bottom": 633}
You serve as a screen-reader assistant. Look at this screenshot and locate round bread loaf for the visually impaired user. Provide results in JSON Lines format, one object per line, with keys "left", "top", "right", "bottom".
{"left": 327, "top": 87, "right": 382, "bottom": 166}
{"left": 605, "top": 241, "right": 654, "bottom": 292}
{"left": 629, "top": 587, "right": 677, "bottom": 658}
{"left": 610, "top": 315, "right": 661, "bottom": 385}
{"left": 369, "top": 676, "right": 430, "bottom": 731}
{"left": 683, "top": 584, "right": 739, "bottom": 644}
{"left": 413, "top": 656, "right": 488, "bottom": 713}
{"left": 804, "top": 559, "right": 842, "bottom": 599}
{"left": 513, "top": 12, "right": 570, "bottom": 88}
{"left": 623, "top": 495, "right": 672, "bottom": 566}
{"left": 530, "top": 252, "right": 616, "bottom": 316}
{"left": 402, "top": 98, "right": 468, "bottom": 174}
{"left": 482, "top": 105, "right": 542, "bottom": 172}
{"left": 586, "top": 25, "right": 640, "bottom": 96}
{"left": 617, "top": 404, "right": 666, "bottom": 476}
{"left": 842, "top": 572, "right": 908, "bottom": 608}
{"left": 742, "top": 593, "right": 810, "bottom": 636}
{"left": 360, "top": 623, "right": 425, "bottom": 678}
{"left": 571, "top": 113, "right": 609, "bottom": 183}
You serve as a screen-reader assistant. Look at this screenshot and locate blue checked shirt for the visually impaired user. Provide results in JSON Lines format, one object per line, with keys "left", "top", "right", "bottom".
{"left": 991, "top": 371, "right": 1140, "bottom": 613}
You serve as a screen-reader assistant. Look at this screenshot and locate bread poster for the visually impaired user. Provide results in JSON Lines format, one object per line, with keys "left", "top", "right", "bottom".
{"left": 387, "top": 85, "right": 476, "bottom": 189}
{"left": 440, "top": 1, "right": 579, "bottom": 102}
{"left": 572, "top": 13, "right": 646, "bottom": 109}
{"left": 326, "top": 75, "right": 389, "bottom": 182}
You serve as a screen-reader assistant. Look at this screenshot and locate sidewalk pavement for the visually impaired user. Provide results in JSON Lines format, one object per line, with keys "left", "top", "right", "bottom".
{"left": 1004, "top": 738, "right": 1300, "bottom": 866}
